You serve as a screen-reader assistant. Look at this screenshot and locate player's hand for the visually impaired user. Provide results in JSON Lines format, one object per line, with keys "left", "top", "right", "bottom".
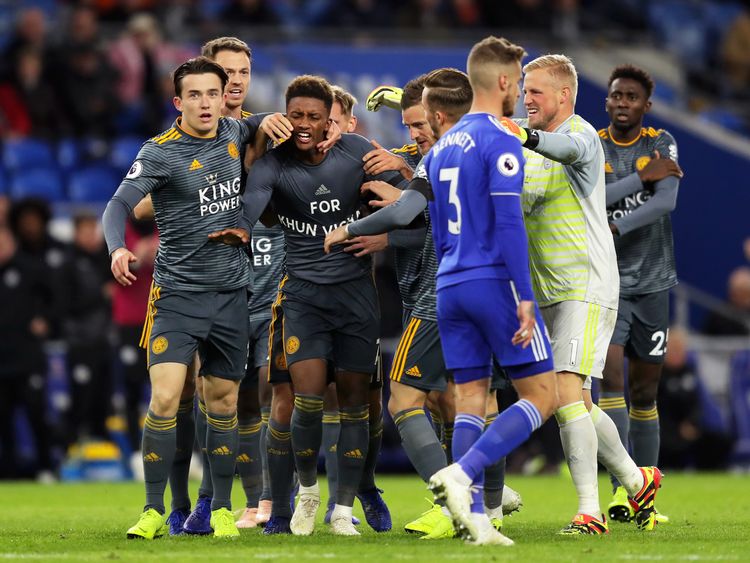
{"left": 362, "top": 180, "right": 401, "bottom": 207}
{"left": 365, "top": 85, "right": 404, "bottom": 112}
{"left": 207, "top": 227, "right": 250, "bottom": 246}
{"left": 111, "top": 247, "right": 138, "bottom": 286}
{"left": 512, "top": 300, "right": 536, "bottom": 348}
{"left": 637, "top": 150, "right": 683, "bottom": 182}
{"left": 260, "top": 113, "right": 294, "bottom": 145}
{"left": 499, "top": 117, "right": 528, "bottom": 144}
{"left": 318, "top": 120, "right": 341, "bottom": 154}
{"left": 342, "top": 234, "right": 388, "bottom": 257}
{"left": 323, "top": 225, "right": 352, "bottom": 254}
{"left": 363, "top": 140, "right": 412, "bottom": 178}
{"left": 133, "top": 194, "right": 155, "bottom": 221}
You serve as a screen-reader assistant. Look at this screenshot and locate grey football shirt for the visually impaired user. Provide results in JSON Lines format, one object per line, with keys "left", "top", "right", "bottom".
{"left": 601, "top": 126, "right": 679, "bottom": 295}
{"left": 248, "top": 223, "right": 285, "bottom": 321}
{"left": 242, "top": 133, "right": 406, "bottom": 284}
{"left": 107, "top": 115, "right": 263, "bottom": 291}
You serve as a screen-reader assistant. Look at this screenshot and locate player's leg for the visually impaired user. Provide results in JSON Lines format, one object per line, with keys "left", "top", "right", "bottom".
{"left": 356, "top": 372, "right": 389, "bottom": 531}
{"left": 288, "top": 358, "right": 328, "bottom": 536}
{"left": 264, "top": 380, "right": 295, "bottom": 534}
{"left": 437, "top": 385, "right": 455, "bottom": 462}
{"left": 199, "top": 288, "right": 249, "bottom": 538}
{"left": 600, "top": 295, "right": 632, "bottom": 517}
{"left": 429, "top": 279, "right": 556, "bottom": 545}
{"left": 483, "top": 389, "right": 506, "bottom": 529}
{"left": 235, "top": 374, "right": 262, "bottom": 528}
{"left": 322, "top": 381, "right": 340, "bottom": 520}
{"left": 425, "top": 392, "right": 445, "bottom": 452}
{"left": 166, "top": 365, "right": 195, "bottom": 535}
{"left": 257, "top": 364, "right": 273, "bottom": 524}
{"left": 127, "top": 361, "right": 187, "bottom": 539}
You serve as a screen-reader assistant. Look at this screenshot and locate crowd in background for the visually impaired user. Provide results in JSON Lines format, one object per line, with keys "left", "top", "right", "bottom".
{"left": 0, "top": 0, "right": 749, "bottom": 480}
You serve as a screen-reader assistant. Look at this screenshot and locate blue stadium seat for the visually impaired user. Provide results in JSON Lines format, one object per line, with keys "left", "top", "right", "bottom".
{"left": 729, "top": 351, "right": 750, "bottom": 464}
{"left": 67, "top": 165, "right": 121, "bottom": 203}
{"left": 0, "top": 170, "right": 7, "bottom": 194}
{"left": 10, "top": 168, "right": 64, "bottom": 202}
{"left": 110, "top": 137, "right": 144, "bottom": 173}
{"left": 57, "top": 138, "right": 82, "bottom": 172}
{"left": 2, "top": 138, "right": 55, "bottom": 171}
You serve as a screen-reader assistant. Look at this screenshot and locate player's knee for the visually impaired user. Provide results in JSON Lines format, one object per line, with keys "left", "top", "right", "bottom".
{"left": 149, "top": 391, "right": 179, "bottom": 417}
{"left": 271, "top": 384, "right": 294, "bottom": 423}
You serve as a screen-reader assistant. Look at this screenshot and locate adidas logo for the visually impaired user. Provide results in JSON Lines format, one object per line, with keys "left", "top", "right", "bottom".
{"left": 235, "top": 454, "right": 251, "bottom": 463}
{"left": 343, "top": 448, "right": 364, "bottom": 459}
{"left": 314, "top": 184, "right": 330, "bottom": 196}
{"left": 295, "top": 448, "right": 317, "bottom": 458}
{"left": 143, "top": 452, "right": 162, "bottom": 462}
{"left": 189, "top": 159, "right": 203, "bottom": 171}
{"left": 405, "top": 365, "right": 422, "bottom": 377}
{"left": 211, "top": 446, "right": 232, "bottom": 456}
{"left": 329, "top": 444, "right": 337, "bottom": 453}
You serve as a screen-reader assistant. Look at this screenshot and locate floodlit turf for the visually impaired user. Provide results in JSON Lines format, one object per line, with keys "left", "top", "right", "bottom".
{"left": 1, "top": 473, "right": 748, "bottom": 562}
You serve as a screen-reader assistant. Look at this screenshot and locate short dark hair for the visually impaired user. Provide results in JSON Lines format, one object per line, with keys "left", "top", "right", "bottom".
{"left": 608, "top": 64, "right": 654, "bottom": 99}
{"left": 201, "top": 36, "right": 253, "bottom": 65}
{"left": 285, "top": 75, "right": 334, "bottom": 112}
{"left": 173, "top": 56, "right": 228, "bottom": 97}
{"left": 423, "top": 68, "right": 473, "bottom": 121}
{"left": 331, "top": 85, "right": 358, "bottom": 116}
{"left": 400, "top": 74, "right": 428, "bottom": 111}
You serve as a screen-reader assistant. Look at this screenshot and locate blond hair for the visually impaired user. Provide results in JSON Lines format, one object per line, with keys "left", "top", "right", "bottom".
{"left": 467, "top": 36, "right": 526, "bottom": 91}
{"left": 331, "top": 85, "right": 358, "bottom": 117}
{"left": 523, "top": 54, "right": 578, "bottom": 103}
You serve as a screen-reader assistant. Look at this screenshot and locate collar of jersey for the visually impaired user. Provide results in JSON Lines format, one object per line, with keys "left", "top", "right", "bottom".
{"left": 607, "top": 125, "right": 641, "bottom": 147}
{"left": 174, "top": 117, "right": 218, "bottom": 141}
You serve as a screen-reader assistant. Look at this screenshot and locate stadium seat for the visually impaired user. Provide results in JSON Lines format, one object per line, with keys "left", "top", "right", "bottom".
{"left": 0, "top": 170, "right": 7, "bottom": 194}
{"left": 110, "top": 137, "right": 144, "bottom": 173}
{"left": 67, "top": 165, "right": 121, "bottom": 203}
{"left": 698, "top": 109, "right": 749, "bottom": 136}
{"left": 57, "top": 138, "right": 82, "bottom": 172}
{"left": 10, "top": 168, "right": 64, "bottom": 202}
{"left": 2, "top": 138, "right": 55, "bottom": 171}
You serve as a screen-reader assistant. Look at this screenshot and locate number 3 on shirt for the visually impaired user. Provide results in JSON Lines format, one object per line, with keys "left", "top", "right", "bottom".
{"left": 440, "top": 167, "right": 461, "bottom": 234}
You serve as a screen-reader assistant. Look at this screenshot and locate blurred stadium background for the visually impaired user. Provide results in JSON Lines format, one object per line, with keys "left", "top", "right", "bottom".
{"left": 1, "top": 0, "right": 749, "bottom": 482}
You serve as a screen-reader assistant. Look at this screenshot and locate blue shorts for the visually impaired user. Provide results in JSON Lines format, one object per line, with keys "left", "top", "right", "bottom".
{"left": 436, "top": 278, "right": 553, "bottom": 383}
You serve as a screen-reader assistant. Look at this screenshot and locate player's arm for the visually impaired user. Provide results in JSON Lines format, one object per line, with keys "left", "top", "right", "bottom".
{"left": 323, "top": 181, "right": 429, "bottom": 253}
{"left": 387, "top": 227, "right": 427, "bottom": 249}
{"left": 487, "top": 141, "right": 536, "bottom": 348}
{"left": 362, "top": 139, "right": 413, "bottom": 179}
{"left": 519, "top": 124, "right": 597, "bottom": 167}
{"left": 605, "top": 150, "right": 683, "bottom": 206}
{"left": 611, "top": 134, "right": 681, "bottom": 236}
{"left": 209, "top": 154, "right": 277, "bottom": 246}
{"left": 103, "top": 145, "right": 168, "bottom": 286}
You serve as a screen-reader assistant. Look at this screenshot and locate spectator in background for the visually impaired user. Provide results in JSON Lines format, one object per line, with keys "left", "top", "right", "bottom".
{"left": 1, "top": 8, "right": 50, "bottom": 81}
{"left": 9, "top": 198, "right": 67, "bottom": 333}
{"left": 58, "top": 43, "right": 120, "bottom": 139}
{"left": 0, "top": 80, "right": 31, "bottom": 138}
{"left": 336, "top": 0, "right": 397, "bottom": 27}
{"left": 0, "top": 225, "right": 57, "bottom": 480}
{"left": 111, "top": 216, "right": 158, "bottom": 460}
{"left": 7, "top": 48, "right": 66, "bottom": 140}
{"left": 222, "top": 0, "right": 279, "bottom": 24}
{"left": 480, "top": 0, "right": 550, "bottom": 29}
{"left": 61, "top": 212, "right": 114, "bottom": 446}
{"left": 398, "top": 0, "right": 452, "bottom": 28}
{"left": 703, "top": 266, "right": 750, "bottom": 336}
{"left": 721, "top": 3, "right": 750, "bottom": 98}
{"left": 658, "top": 327, "right": 732, "bottom": 469}
{"left": 109, "top": 13, "right": 193, "bottom": 135}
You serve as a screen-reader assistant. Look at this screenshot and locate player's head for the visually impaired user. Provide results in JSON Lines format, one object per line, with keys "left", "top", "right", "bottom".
{"left": 73, "top": 211, "right": 102, "bottom": 253}
{"left": 201, "top": 37, "right": 252, "bottom": 114}
{"left": 172, "top": 57, "right": 228, "bottom": 137}
{"left": 606, "top": 64, "right": 654, "bottom": 133}
{"left": 330, "top": 85, "right": 358, "bottom": 133}
{"left": 467, "top": 36, "right": 526, "bottom": 117}
{"left": 400, "top": 74, "right": 436, "bottom": 155}
{"left": 422, "top": 68, "right": 473, "bottom": 139}
{"left": 522, "top": 54, "right": 578, "bottom": 131}
{"left": 285, "top": 75, "right": 334, "bottom": 153}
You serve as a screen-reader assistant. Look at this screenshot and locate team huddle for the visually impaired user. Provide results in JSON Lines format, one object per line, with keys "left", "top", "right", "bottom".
{"left": 102, "top": 33, "right": 682, "bottom": 546}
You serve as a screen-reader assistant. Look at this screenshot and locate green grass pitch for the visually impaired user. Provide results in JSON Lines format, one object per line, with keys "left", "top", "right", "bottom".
{"left": 1, "top": 473, "right": 748, "bottom": 562}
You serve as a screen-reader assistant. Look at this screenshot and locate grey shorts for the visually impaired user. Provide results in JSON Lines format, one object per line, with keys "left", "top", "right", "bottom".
{"left": 142, "top": 285, "right": 249, "bottom": 381}
{"left": 241, "top": 316, "right": 271, "bottom": 390}
{"left": 390, "top": 316, "right": 449, "bottom": 392}
{"left": 610, "top": 289, "right": 670, "bottom": 364}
